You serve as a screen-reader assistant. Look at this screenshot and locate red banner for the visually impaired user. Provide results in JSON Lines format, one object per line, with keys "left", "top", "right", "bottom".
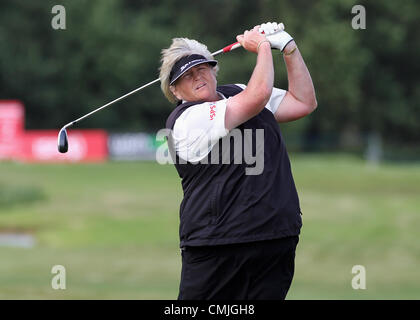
{"left": 20, "top": 130, "right": 108, "bottom": 162}
{"left": 0, "top": 100, "right": 25, "bottom": 160}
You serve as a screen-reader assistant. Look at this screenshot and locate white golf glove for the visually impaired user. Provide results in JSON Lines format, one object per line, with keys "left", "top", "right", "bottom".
{"left": 259, "top": 22, "right": 294, "bottom": 52}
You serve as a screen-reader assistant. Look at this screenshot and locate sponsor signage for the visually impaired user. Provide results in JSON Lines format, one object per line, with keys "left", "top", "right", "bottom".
{"left": 0, "top": 100, "right": 25, "bottom": 160}
{"left": 0, "top": 100, "right": 159, "bottom": 163}
{"left": 108, "top": 133, "right": 157, "bottom": 160}
{"left": 21, "top": 130, "right": 108, "bottom": 162}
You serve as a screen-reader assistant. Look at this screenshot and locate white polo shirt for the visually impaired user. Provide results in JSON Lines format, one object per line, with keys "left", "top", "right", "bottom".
{"left": 172, "top": 84, "right": 286, "bottom": 162}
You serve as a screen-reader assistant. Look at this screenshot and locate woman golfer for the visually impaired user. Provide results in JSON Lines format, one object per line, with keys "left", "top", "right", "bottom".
{"left": 160, "top": 22, "right": 317, "bottom": 299}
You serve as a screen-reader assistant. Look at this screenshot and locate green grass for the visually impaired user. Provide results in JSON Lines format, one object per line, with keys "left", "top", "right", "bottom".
{"left": 0, "top": 154, "right": 419, "bottom": 299}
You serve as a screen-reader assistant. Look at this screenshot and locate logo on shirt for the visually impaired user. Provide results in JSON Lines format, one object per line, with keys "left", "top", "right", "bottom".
{"left": 210, "top": 104, "right": 216, "bottom": 120}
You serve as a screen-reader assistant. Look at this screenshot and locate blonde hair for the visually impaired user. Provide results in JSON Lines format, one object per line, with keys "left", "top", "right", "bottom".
{"left": 159, "top": 38, "right": 219, "bottom": 104}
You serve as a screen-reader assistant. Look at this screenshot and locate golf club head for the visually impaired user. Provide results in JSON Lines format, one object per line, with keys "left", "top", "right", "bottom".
{"left": 58, "top": 128, "right": 68, "bottom": 153}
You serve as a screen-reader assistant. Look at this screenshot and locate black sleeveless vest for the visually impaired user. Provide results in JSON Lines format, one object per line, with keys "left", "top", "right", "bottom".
{"left": 166, "top": 84, "right": 302, "bottom": 247}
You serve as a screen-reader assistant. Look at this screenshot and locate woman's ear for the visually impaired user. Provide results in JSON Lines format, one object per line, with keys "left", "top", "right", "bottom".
{"left": 170, "top": 85, "right": 182, "bottom": 101}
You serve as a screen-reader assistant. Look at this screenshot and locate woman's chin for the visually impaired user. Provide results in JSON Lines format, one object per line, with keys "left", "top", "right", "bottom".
{"left": 199, "top": 90, "right": 219, "bottom": 102}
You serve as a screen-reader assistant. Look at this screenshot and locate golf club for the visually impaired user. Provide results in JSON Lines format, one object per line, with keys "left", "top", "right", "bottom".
{"left": 57, "top": 41, "right": 243, "bottom": 153}
{"left": 57, "top": 23, "right": 284, "bottom": 153}
{"left": 57, "top": 19, "right": 286, "bottom": 154}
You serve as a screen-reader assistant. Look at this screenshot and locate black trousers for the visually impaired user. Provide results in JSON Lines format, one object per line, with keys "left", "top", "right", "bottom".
{"left": 178, "top": 236, "right": 299, "bottom": 300}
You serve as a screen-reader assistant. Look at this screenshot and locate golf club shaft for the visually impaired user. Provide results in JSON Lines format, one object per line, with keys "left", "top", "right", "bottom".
{"left": 62, "top": 78, "right": 160, "bottom": 130}
{"left": 60, "top": 41, "right": 242, "bottom": 131}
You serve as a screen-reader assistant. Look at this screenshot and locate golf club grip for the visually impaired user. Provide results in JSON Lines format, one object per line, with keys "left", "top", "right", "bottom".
{"left": 222, "top": 42, "right": 241, "bottom": 53}
{"left": 215, "top": 23, "right": 285, "bottom": 56}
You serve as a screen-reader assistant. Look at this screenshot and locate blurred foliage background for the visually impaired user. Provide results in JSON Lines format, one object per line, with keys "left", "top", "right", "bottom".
{"left": 0, "top": 0, "right": 419, "bottom": 160}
